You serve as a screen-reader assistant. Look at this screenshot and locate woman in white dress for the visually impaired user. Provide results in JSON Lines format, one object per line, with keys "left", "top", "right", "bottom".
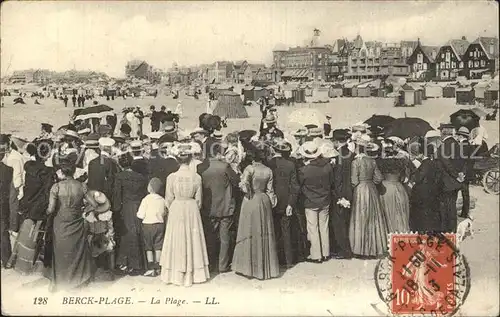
{"left": 160, "top": 143, "right": 210, "bottom": 286}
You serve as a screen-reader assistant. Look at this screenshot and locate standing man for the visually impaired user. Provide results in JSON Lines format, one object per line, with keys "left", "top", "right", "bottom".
{"left": 0, "top": 134, "right": 25, "bottom": 237}
{"left": 149, "top": 106, "right": 160, "bottom": 132}
{"left": 260, "top": 114, "right": 284, "bottom": 141}
{"left": 197, "top": 144, "right": 240, "bottom": 273}
{"left": 63, "top": 95, "right": 69, "bottom": 107}
{"left": 456, "top": 127, "right": 473, "bottom": 218}
{"left": 191, "top": 128, "right": 216, "bottom": 160}
{"left": 87, "top": 137, "right": 120, "bottom": 201}
{"left": 0, "top": 143, "right": 17, "bottom": 268}
{"left": 267, "top": 139, "right": 299, "bottom": 268}
{"left": 148, "top": 139, "right": 179, "bottom": 197}
{"left": 331, "top": 129, "right": 354, "bottom": 259}
{"left": 298, "top": 141, "right": 335, "bottom": 263}
{"left": 436, "top": 123, "right": 465, "bottom": 233}
{"left": 72, "top": 95, "right": 77, "bottom": 107}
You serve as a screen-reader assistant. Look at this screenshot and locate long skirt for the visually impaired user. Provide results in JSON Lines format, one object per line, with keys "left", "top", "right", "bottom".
{"left": 8, "top": 219, "right": 44, "bottom": 274}
{"left": 116, "top": 200, "right": 147, "bottom": 271}
{"left": 232, "top": 192, "right": 279, "bottom": 280}
{"left": 50, "top": 212, "right": 94, "bottom": 292}
{"left": 349, "top": 182, "right": 389, "bottom": 257}
{"left": 379, "top": 180, "right": 410, "bottom": 233}
{"left": 160, "top": 199, "right": 209, "bottom": 287}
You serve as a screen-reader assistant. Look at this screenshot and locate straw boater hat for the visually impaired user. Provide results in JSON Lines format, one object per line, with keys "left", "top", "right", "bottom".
{"left": 308, "top": 127, "right": 323, "bottom": 138}
{"left": 190, "top": 127, "right": 209, "bottom": 136}
{"left": 293, "top": 128, "right": 309, "bottom": 137}
{"left": 176, "top": 143, "right": 193, "bottom": 158}
{"left": 299, "top": 141, "right": 321, "bottom": 159}
{"left": 457, "top": 126, "right": 470, "bottom": 137}
{"left": 84, "top": 133, "right": 100, "bottom": 149}
{"left": 129, "top": 140, "right": 143, "bottom": 151}
{"left": 64, "top": 129, "right": 81, "bottom": 140}
{"left": 424, "top": 130, "right": 440, "bottom": 139}
{"left": 263, "top": 114, "right": 277, "bottom": 124}
{"left": 98, "top": 137, "right": 115, "bottom": 148}
{"left": 272, "top": 138, "right": 291, "bottom": 153}
{"left": 213, "top": 130, "right": 223, "bottom": 140}
{"left": 319, "top": 141, "right": 339, "bottom": 159}
{"left": 355, "top": 134, "right": 379, "bottom": 151}
{"left": 351, "top": 122, "right": 370, "bottom": 132}
{"left": 85, "top": 190, "right": 111, "bottom": 213}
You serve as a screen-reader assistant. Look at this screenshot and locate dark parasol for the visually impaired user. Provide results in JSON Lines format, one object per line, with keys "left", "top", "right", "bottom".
{"left": 383, "top": 117, "right": 434, "bottom": 140}
{"left": 450, "top": 108, "right": 484, "bottom": 130}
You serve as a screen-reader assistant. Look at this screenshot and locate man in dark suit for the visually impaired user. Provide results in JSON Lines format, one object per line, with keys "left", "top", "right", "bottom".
{"left": 437, "top": 124, "right": 466, "bottom": 233}
{"left": 0, "top": 144, "right": 16, "bottom": 268}
{"left": 148, "top": 140, "right": 179, "bottom": 196}
{"left": 260, "top": 114, "right": 284, "bottom": 141}
{"left": 268, "top": 139, "right": 299, "bottom": 268}
{"left": 191, "top": 128, "right": 217, "bottom": 160}
{"left": 87, "top": 137, "right": 120, "bottom": 201}
{"left": 197, "top": 144, "right": 240, "bottom": 273}
{"left": 331, "top": 129, "right": 354, "bottom": 259}
{"left": 456, "top": 127, "right": 474, "bottom": 218}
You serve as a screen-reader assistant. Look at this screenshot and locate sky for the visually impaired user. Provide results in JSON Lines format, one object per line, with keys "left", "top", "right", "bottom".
{"left": 1, "top": 1, "right": 498, "bottom": 78}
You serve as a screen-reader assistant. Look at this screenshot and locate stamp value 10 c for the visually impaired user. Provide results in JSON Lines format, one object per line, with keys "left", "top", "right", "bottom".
{"left": 375, "top": 233, "right": 471, "bottom": 317}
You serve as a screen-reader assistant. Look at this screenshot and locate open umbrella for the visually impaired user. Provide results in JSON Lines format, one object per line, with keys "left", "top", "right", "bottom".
{"left": 450, "top": 109, "right": 481, "bottom": 130}
{"left": 288, "top": 108, "right": 327, "bottom": 127}
{"left": 384, "top": 117, "right": 434, "bottom": 140}
{"left": 73, "top": 104, "right": 114, "bottom": 121}
{"left": 364, "top": 115, "right": 396, "bottom": 135}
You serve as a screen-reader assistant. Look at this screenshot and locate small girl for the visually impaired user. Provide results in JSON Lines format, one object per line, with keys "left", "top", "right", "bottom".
{"left": 137, "top": 178, "right": 167, "bottom": 277}
{"left": 224, "top": 132, "right": 242, "bottom": 174}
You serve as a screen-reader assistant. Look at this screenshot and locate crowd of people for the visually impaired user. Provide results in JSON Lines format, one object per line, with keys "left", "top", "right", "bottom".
{"left": 0, "top": 100, "right": 491, "bottom": 292}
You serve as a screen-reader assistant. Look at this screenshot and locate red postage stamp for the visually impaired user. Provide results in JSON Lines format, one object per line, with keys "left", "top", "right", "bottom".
{"left": 375, "top": 233, "right": 471, "bottom": 317}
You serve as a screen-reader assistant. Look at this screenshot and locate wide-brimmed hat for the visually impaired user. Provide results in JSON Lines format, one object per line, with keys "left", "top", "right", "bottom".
{"left": 129, "top": 140, "right": 143, "bottom": 151}
{"left": 147, "top": 131, "right": 165, "bottom": 141}
{"left": 355, "top": 135, "right": 380, "bottom": 151}
{"left": 319, "top": 142, "right": 339, "bottom": 158}
{"left": 299, "top": 141, "right": 321, "bottom": 159}
{"left": 308, "top": 127, "right": 323, "bottom": 138}
{"left": 332, "top": 129, "right": 351, "bottom": 141}
{"left": 84, "top": 133, "right": 100, "bottom": 148}
{"left": 86, "top": 190, "right": 111, "bottom": 213}
{"left": 425, "top": 130, "right": 440, "bottom": 138}
{"left": 176, "top": 143, "right": 193, "bottom": 157}
{"left": 293, "top": 128, "right": 309, "bottom": 137}
{"left": 98, "top": 137, "right": 115, "bottom": 147}
{"left": 263, "top": 114, "right": 277, "bottom": 124}
{"left": 457, "top": 126, "right": 470, "bottom": 137}
{"left": 64, "top": 129, "right": 81, "bottom": 140}
{"left": 351, "top": 122, "right": 370, "bottom": 132}
{"left": 272, "top": 138, "right": 292, "bottom": 152}
{"left": 190, "top": 127, "right": 209, "bottom": 136}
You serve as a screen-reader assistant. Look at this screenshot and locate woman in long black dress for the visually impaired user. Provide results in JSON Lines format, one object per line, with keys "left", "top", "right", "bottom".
{"left": 113, "top": 153, "right": 148, "bottom": 275}
{"left": 46, "top": 163, "right": 96, "bottom": 292}
{"left": 409, "top": 144, "right": 442, "bottom": 233}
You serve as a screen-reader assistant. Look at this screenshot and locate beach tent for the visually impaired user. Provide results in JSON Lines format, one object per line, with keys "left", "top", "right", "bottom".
{"left": 328, "top": 84, "right": 343, "bottom": 98}
{"left": 484, "top": 81, "right": 499, "bottom": 107}
{"left": 309, "top": 87, "right": 330, "bottom": 102}
{"left": 213, "top": 91, "right": 249, "bottom": 118}
{"left": 443, "top": 84, "right": 456, "bottom": 98}
{"left": 342, "top": 81, "right": 357, "bottom": 97}
{"left": 399, "top": 84, "right": 416, "bottom": 106}
{"left": 473, "top": 81, "right": 490, "bottom": 100}
{"left": 424, "top": 82, "right": 443, "bottom": 98}
{"left": 456, "top": 86, "right": 475, "bottom": 105}
{"left": 242, "top": 86, "right": 269, "bottom": 103}
{"left": 304, "top": 85, "right": 313, "bottom": 97}
{"left": 292, "top": 88, "right": 306, "bottom": 103}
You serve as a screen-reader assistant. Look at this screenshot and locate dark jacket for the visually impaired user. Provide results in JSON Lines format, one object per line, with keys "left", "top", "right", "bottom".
{"left": 19, "top": 161, "right": 56, "bottom": 221}
{"left": 437, "top": 136, "right": 466, "bottom": 192}
{"left": 334, "top": 144, "right": 354, "bottom": 201}
{"left": 131, "top": 157, "right": 149, "bottom": 177}
{"left": 201, "top": 137, "right": 218, "bottom": 159}
{"left": 260, "top": 127, "right": 284, "bottom": 141}
{"left": 268, "top": 156, "right": 299, "bottom": 212}
{"left": 298, "top": 157, "right": 335, "bottom": 209}
{"left": 148, "top": 153, "right": 179, "bottom": 196}
{"left": 87, "top": 154, "right": 120, "bottom": 200}
{"left": 197, "top": 158, "right": 240, "bottom": 218}
{"left": 0, "top": 162, "right": 16, "bottom": 220}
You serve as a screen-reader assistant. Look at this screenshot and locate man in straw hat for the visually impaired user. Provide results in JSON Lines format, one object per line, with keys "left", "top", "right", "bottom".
{"left": 196, "top": 143, "right": 240, "bottom": 273}
{"left": 87, "top": 137, "right": 120, "bottom": 201}
{"left": 436, "top": 123, "right": 465, "bottom": 232}
{"left": 129, "top": 140, "right": 149, "bottom": 177}
{"left": 191, "top": 127, "right": 216, "bottom": 160}
{"left": 260, "top": 113, "right": 284, "bottom": 141}
{"left": 298, "top": 141, "right": 335, "bottom": 263}
{"left": 267, "top": 138, "right": 299, "bottom": 268}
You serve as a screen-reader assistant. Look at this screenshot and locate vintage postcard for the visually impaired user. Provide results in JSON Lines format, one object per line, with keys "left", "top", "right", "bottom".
{"left": 1, "top": 1, "right": 499, "bottom": 316}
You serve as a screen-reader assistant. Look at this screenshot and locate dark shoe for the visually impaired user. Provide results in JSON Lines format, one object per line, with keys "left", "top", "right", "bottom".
{"left": 332, "top": 253, "right": 353, "bottom": 260}
{"left": 322, "top": 256, "right": 330, "bottom": 262}
{"left": 305, "top": 258, "right": 322, "bottom": 264}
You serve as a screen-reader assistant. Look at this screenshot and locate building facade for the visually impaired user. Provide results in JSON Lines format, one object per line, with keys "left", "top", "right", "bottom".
{"left": 407, "top": 41, "right": 439, "bottom": 81}
{"left": 463, "top": 37, "right": 499, "bottom": 79}
{"left": 207, "top": 61, "right": 234, "bottom": 84}
{"left": 125, "top": 60, "right": 157, "bottom": 82}
{"left": 435, "top": 37, "right": 469, "bottom": 80}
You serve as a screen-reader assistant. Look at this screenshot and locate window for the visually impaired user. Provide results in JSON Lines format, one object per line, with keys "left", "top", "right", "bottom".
{"left": 469, "top": 51, "right": 473, "bottom": 57}
{"left": 441, "top": 62, "right": 445, "bottom": 68}
{"left": 423, "top": 63, "right": 427, "bottom": 70}
{"left": 481, "top": 60, "right": 485, "bottom": 67}
{"left": 474, "top": 61, "right": 479, "bottom": 67}
{"left": 446, "top": 52, "right": 451, "bottom": 62}
{"left": 445, "top": 62, "right": 450, "bottom": 69}
{"left": 417, "top": 53, "right": 423, "bottom": 64}
{"left": 442, "top": 53, "right": 445, "bottom": 58}
{"left": 451, "top": 62, "right": 456, "bottom": 68}
{"left": 490, "top": 45, "right": 495, "bottom": 55}
{"left": 459, "top": 62, "right": 464, "bottom": 69}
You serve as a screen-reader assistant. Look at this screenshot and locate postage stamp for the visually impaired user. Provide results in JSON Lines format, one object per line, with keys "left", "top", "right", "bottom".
{"left": 375, "top": 233, "right": 471, "bottom": 317}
